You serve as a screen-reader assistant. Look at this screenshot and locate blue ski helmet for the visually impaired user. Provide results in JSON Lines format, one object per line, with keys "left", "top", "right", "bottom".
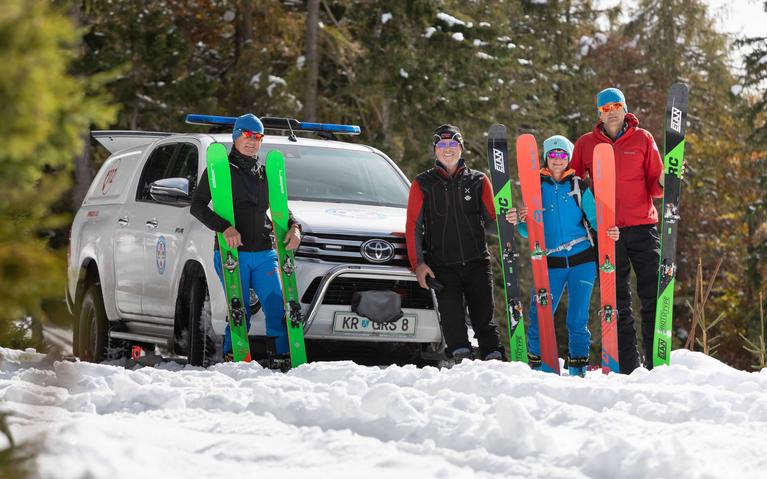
{"left": 596, "top": 88, "right": 628, "bottom": 116}
{"left": 232, "top": 113, "right": 264, "bottom": 141}
{"left": 542, "top": 135, "right": 574, "bottom": 165}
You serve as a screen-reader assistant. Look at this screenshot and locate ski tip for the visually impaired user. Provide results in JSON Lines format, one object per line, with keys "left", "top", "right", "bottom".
{"left": 488, "top": 124, "right": 508, "bottom": 138}
{"left": 207, "top": 142, "right": 228, "bottom": 154}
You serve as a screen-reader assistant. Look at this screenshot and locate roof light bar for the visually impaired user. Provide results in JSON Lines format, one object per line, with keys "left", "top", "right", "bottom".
{"left": 185, "top": 114, "right": 361, "bottom": 135}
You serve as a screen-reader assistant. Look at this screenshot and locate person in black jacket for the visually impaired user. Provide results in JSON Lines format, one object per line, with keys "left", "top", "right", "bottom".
{"left": 405, "top": 124, "right": 503, "bottom": 363}
{"left": 191, "top": 113, "right": 301, "bottom": 359}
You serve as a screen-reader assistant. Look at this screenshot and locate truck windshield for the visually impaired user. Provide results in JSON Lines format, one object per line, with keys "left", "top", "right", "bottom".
{"left": 229, "top": 144, "right": 410, "bottom": 207}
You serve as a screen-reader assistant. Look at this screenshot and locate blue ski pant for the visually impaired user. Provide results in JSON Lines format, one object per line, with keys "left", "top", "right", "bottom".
{"left": 527, "top": 260, "right": 596, "bottom": 359}
{"left": 214, "top": 249, "right": 289, "bottom": 355}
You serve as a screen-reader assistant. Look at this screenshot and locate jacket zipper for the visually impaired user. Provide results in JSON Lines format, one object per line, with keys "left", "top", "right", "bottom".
{"left": 451, "top": 175, "right": 467, "bottom": 265}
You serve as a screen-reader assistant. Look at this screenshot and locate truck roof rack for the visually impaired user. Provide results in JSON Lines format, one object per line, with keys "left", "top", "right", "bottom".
{"left": 185, "top": 114, "right": 361, "bottom": 141}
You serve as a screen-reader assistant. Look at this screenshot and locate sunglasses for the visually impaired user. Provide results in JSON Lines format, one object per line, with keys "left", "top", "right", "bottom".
{"left": 240, "top": 130, "right": 264, "bottom": 141}
{"left": 436, "top": 140, "right": 460, "bottom": 149}
{"left": 547, "top": 150, "right": 569, "bottom": 160}
{"left": 598, "top": 102, "right": 625, "bottom": 113}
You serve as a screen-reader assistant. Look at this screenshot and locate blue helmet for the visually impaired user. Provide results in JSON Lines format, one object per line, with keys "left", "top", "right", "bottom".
{"left": 542, "top": 135, "right": 574, "bottom": 164}
{"left": 232, "top": 113, "right": 264, "bottom": 141}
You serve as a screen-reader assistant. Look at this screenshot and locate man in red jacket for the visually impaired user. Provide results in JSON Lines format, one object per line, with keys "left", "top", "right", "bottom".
{"left": 570, "top": 88, "right": 664, "bottom": 373}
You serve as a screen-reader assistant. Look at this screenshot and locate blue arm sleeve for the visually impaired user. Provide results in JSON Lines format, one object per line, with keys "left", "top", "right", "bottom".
{"left": 517, "top": 221, "right": 529, "bottom": 239}
{"left": 582, "top": 188, "right": 598, "bottom": 230}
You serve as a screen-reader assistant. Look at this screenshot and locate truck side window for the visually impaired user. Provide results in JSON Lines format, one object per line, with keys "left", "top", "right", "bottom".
{"left": 169, "top": 144, "right": 199, "bottom": 195}
{"left": 137, "top": 144, "right": 177, "bottom": 201}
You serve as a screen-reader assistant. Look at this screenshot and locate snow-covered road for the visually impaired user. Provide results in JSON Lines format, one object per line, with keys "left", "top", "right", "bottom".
{"left": 1, "top": 348, "right": 765, "bottom": 478}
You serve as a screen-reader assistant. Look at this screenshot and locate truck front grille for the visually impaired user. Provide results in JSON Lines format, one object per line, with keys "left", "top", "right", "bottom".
{"left": 301, "top": 277, "right": 434, "bottom": 310}
{"left": 296, "top": 232, "right": 409, "bottom": 267}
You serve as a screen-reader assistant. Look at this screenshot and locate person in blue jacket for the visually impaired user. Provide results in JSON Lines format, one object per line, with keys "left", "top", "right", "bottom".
{"left": 507, "top": 135, "right": 619, "bottom": 376}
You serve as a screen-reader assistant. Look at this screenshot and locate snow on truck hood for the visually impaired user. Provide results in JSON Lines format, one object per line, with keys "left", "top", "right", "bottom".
{"left": 288, "top": 201, "right": 406, "bottom": 236}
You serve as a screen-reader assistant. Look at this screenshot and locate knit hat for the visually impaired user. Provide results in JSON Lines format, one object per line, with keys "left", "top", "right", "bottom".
{"left": 232, "top": 113, "right": 264, "bottom": 141}
{"left": 542, "top": 135, "right": 574, "bottom": 165}
{"left": 432, "top": 124, "right": 464, "bottom": 150}
{"left": 596, "top": 87, "right": 628, "bottom": 115}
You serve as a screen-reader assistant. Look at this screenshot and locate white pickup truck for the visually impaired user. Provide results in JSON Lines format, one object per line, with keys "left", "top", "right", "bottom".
{"left": 67, "top": 116, "right": 445, "bottom": 366}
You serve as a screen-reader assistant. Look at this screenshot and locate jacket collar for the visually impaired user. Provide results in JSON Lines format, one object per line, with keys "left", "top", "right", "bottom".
{"left": 540, "top": 167, "right": 575, "bottom": 184}
{"left": 593, "top": 113, "right": 639, "bottom": 143}
{"left": 435, "top": 158, "right": 466, "bottom": 179}
{"left": 229, "top": 147, "right": 261, "bottom": 176}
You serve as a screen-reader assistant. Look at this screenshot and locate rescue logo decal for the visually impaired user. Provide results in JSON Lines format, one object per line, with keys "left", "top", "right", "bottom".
{"left": 156, "top": 236, "right": 167, "bottom": 274}
{"left": 326, "top": 208, "right": 386, "bottom": 220}
{"left": 101, "top": 159, "right": 121, "bottom": 195}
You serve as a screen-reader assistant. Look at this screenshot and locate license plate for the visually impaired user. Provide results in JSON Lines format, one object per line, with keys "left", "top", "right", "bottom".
{"left": 332, "top": 312, "right": 417, "bottom": 337}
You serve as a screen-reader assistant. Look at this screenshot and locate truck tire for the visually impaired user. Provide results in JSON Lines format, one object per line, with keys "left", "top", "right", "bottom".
{"left": 187, "top": 277, "right": 209, "bottom": 366}
{"left": 79, "top": 284, "right": 108, "bottom": 362}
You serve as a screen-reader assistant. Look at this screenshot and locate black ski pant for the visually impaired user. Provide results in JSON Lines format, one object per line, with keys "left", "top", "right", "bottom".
{"left": 615, "top": 224, "right": 661, "bottom": 373}
{"left": 432, "top": 258, "right": 502, "bottom": 358}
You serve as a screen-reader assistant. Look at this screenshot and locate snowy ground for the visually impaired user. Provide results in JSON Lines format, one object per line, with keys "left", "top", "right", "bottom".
{"left": 1, "top": 348, "right": 766, "bottom": 479}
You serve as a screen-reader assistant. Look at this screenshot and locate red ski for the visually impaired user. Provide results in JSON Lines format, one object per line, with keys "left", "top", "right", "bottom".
{"left": 593, "top": 143, "right": 619, "bottom": 374}
{"left": 516, "top": 134, "right": 560, "bottom": 374}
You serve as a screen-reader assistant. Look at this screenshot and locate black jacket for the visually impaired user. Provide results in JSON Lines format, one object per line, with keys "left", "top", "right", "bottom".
{"left": 406, "top": 160, "right": 496, "bottom": 268}
{"left": 190, "top": 147, "right": 298, "bottom": 252}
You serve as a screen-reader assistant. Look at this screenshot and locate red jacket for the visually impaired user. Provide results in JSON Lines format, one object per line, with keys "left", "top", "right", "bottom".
{"left": 570, "top": 113, "right": 664, "bottom": 228}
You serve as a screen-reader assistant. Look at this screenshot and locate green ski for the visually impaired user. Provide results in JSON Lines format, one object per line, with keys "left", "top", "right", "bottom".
{"left": 487, "top": 124, "right": 528, "bottom": 362}
{"left": 265, "top": 149, "right": 308, "bottom": 367}
{"left": 206, "top": 143, "right": 252, "bottom": 362}
{"left": 653, "top": 83, "right": 689, "bottom": 367}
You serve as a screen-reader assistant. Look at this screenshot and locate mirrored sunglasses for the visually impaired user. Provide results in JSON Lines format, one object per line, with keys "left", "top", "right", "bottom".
{"left": 241, "top": 130, "right": 264, "bottom": 141}
{"left": 598, "top": 102, "right": 625, "bottom": 113}
{"left": 436, "top": 140, "right": 460, "bottom": 149}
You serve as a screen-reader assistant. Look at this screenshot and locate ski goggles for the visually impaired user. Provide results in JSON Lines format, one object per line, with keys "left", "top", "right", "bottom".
{"left": 436, "top": 140, "right": 461, "bottom": 149}
{"left": 240, "top": 130, "right": 264, "bottom": 141}
{"left": 546, "top": 150, "right": 569, "bottom": 160}
{"left": 598, "top": 102, "right": 625, "bottom": 113}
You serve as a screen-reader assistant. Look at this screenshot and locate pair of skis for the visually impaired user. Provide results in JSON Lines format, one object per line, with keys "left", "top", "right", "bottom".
{"left": 489, "top": 83, "right": 688, "bottom": 373}
{"left": 206, "top": 144, "right": 307, "bottom": 367}
{"left": 488, "top": 128, "right": 618, "bottom": 374}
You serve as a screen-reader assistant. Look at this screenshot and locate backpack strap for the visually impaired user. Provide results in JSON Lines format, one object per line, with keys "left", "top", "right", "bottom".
{"left": 567, "top": 176, "right": 594, "bottom": 246}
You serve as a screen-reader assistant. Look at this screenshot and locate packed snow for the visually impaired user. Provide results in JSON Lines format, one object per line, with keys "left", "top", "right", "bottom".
{"left": 2, "top": 347, "right": 766, "bottom": 478}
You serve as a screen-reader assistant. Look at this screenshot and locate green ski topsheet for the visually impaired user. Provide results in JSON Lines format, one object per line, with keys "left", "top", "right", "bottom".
{"left": 487, "top": 124, "right": 528, "bottom": 362}
{"left": 206, "top": 143, "right": 252, "bottom": 362}
{"left": 653, "top": 82, "right": 689, "bottom": 367}
{"left": 265, "top": 149, "right": 308, "bottom": 367}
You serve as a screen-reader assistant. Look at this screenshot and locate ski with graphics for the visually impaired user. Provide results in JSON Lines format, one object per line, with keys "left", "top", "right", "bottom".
{"left": 487, "top": 124, "right": 528, "bottom": 363}
{"left": 653, "top": 83, "right": 689, "bottom": 367}
{"left": 516, "top": 134, "right": 560, "bottom": 374}
{"left": 593, "top": 143, "right": 620, "bottom": 374}
{"left": 206, "top": 143, "right": 252, "bottom": 362}
{"left": 266, "top": 150, "right": 308, "bottom": 368}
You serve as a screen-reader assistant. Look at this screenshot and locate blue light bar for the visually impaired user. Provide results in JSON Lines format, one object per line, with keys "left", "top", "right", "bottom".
{"left": 185, "top": 114, "right": 361, "bottom": 135}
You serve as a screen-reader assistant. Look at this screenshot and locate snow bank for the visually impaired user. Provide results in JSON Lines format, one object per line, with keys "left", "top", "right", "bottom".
{"left": 1, "top": 348, "right": 765, "bottom": 478}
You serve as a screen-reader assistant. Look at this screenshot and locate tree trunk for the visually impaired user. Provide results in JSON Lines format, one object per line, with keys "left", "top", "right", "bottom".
{"left": 235, "top": 0, "right": 254, "bottom": 69}
{"left": 303, "top": 0, "right": 320, "bottom": 121}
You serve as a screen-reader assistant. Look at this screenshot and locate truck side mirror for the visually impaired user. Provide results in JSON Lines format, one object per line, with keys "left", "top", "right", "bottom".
{"left": 149, "top": 178, "right": 191, "bottom": 205}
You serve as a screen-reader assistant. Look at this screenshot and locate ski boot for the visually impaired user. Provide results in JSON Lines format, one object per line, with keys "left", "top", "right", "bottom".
{"left": 568, "top": 356, "right": 588, "bottom": 377}
{"left": 483, "top": 350, "right": 504, "bottom": 361}
{"left": 451, "top": 347, "right": 474, "bottom": 365}
{"left": 528, "top": 353, "right": 542, "bottom": 371}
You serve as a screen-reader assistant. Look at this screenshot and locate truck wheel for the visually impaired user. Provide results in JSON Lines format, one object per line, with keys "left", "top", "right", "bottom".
{"left": 187, "top": 277, "right": 209, "bottom": 366}
{"left": 79, "top": 284, "right": 108, "bottom": 362}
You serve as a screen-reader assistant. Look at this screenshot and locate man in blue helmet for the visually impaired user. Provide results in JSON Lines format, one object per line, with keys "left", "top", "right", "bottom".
{"left": 571, "top": 88, "right": 664, "bottom": 374}
{"left": 191, "top": 113, "right": 302, "bottom": 360}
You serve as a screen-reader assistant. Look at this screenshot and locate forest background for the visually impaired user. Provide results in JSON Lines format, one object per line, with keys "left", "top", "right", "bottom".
{"left": 1, "top": 0, "right": 766, "bottom": 370}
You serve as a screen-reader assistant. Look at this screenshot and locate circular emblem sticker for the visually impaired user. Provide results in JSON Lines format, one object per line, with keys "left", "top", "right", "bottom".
{"left": 155, "top": 236, "right": 167, "bottom": 274}
{"left": 325, "top": 208, "right": 385, "bottom": 220}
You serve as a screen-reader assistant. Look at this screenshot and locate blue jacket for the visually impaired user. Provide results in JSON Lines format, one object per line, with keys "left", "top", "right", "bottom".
{"left": 518, "top": 169, "right": 597, "bottom": 257}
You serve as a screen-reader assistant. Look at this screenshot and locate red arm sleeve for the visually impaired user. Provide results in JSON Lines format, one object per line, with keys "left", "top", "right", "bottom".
{"left": 481, "top": 175, "right": 497, "bottom": 223}
{"left": 405, "top": 179, "right": 426, "bottom": 271}
{"left": 645, "top": 132, "right": 664, "bottom": 198}
{"left": 571, "top": 136, "right": 589, "bottom": 179}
